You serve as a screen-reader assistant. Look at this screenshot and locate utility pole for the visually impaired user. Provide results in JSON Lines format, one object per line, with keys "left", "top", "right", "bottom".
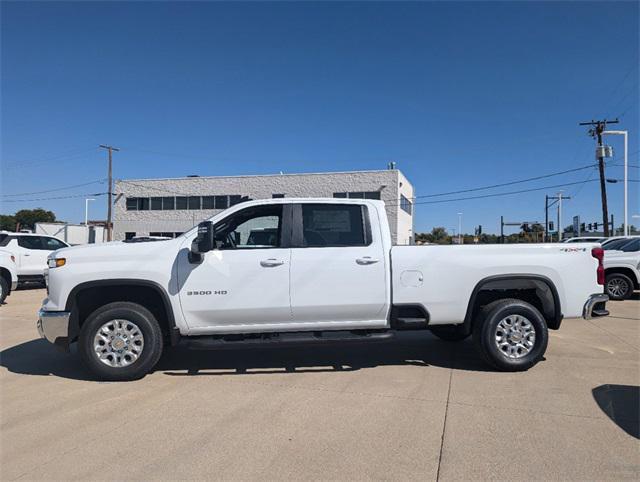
{"left": 99, "top": 145, "right": 120, "bottom": 241}
{"left": 579, "top": 118, "right": 618, "bottom": 237}
{"left": 500, "top": 216, "right": 504, "bottom": 244}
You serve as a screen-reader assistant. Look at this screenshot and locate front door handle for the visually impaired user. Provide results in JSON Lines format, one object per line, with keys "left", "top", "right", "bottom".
{"left": 356, "top": 257, "right": 379, "bottom": 265}
{"left": 260, "top": 258, "right": 285, "bottom": 267}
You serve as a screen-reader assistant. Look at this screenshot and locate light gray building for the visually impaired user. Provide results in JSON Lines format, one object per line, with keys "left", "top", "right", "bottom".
{"left": 113, "top": 169, "right": 414, "bottom": 244}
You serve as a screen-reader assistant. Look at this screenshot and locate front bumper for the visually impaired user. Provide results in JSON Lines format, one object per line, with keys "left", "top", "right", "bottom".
{"left": 37, "top": 310, "right": 71, "bottom": 350}
{"left": 582, "top": 293, "right": 609, "bottom": 320}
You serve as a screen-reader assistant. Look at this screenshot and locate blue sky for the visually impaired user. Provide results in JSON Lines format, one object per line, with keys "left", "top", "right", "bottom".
{"left": 2, "top": 1, "right": 638, "bottom": 234}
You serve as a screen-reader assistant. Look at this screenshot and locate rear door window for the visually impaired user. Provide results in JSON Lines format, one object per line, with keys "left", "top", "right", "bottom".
{"left": 300, "top": 204, "right": 370, "bottom": 247}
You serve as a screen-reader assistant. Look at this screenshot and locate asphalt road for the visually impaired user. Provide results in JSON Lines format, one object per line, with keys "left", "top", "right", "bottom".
{"left": 1, "top": 288, "right": 638, "bottom": 480}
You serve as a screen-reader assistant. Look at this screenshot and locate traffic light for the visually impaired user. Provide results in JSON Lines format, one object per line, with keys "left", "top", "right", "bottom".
{"left": 548, "top": 221, "right": 554, "bottom": 231}
{"left": 588, "top": 223, "right": 592, "bottom": 231}
{"left": 580, "top": 223, "right": 585, "bottom": 232}
{"left": 478, "top": 225, "right": 482, "bottom": 235}
{"left": 593, "top": 222, "right": 599, "bottom": 230}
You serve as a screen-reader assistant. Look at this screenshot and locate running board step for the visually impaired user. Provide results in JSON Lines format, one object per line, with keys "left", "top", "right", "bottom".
{"left": 183, "top": 330, "right": 394, "bottom": 350}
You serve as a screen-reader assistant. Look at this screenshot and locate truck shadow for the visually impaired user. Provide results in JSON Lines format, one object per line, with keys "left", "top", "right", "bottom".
{"left": 592, "top": 384, "right": 639, "bottom": 439}
{"left": 0, "top": 333, "right": 495, "bottom": 381}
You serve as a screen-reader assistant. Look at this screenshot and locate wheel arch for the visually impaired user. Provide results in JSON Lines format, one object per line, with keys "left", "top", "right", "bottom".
{"left": 0, "top": 267, "right": 12, "bottom": 291}
{"left": 463, "top": 274, "right": 562, "bottom": 331}
{"left": 65, "top": 279, "right": 180, "bottom": 346}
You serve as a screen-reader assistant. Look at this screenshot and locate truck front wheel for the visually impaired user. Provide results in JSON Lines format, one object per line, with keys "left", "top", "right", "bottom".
{"left": 472, "top": 299, "right": 548, "bottom": 371}
{"left": 79, "top": 302, "right": 163, "bottom": 381}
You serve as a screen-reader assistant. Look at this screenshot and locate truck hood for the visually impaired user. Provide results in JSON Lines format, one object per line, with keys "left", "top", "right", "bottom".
{"left": 52, "top": 238, "right": 184, "bottom": 263}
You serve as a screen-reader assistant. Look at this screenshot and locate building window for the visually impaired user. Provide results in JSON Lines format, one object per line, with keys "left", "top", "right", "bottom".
{"left": 202, "top": 196, "right": 215, "bottom": 209}
{"left": 125, "top": 232, "right": 136, "bottom": 240}
{"left": 272, "top": 194, "right": 285, "bottom": 198}
{"left": 151, "top": 197, "right": 163, "bottom": 210}
{"left": 333, "top": 191, "right": 380, "bottom": 200}
{"left": 137, "top": 198, "right": 150, "bottom": 211}
{"left": 162, "top": 197, "right": 175, "bottom": 210}
{"left": 176, "top": 197, "right": 188, "bottom": 210}
{"left": 400, "top": 194, "right": 412, "bottom": 215}
{"left": 188, "top": 196, "right": 201, "bottom": 210}
{"left": 214, "top": 195, "right": 228, "bottom": 209}
{"left": 229, "top": 195, "right": 242, "bottom": 206}
{"left": 126, "top": 198, "right": 138, "bottom": 211}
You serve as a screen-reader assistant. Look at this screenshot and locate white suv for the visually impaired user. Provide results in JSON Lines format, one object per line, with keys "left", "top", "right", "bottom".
{"left": 0, "top": 232, "right": 69, "bottom": 284}
{"left": 603, "top": 237, "right": 640, "bottom": 300}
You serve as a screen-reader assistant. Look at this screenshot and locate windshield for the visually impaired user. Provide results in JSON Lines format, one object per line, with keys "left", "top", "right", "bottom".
{"left": 603, "top": 238, "right": 632, "bottom": 251}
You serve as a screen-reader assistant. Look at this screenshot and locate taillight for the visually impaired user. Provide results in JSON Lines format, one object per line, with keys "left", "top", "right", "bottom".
{"left": 592, "top": 247, "right": 604, "bottom": 285}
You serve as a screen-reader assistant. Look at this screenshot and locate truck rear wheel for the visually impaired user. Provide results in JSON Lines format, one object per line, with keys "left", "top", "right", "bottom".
{"left": 472, "top": 299, "right": 548, "bottom": 371}
{"left": 430, "top": 325, "right": 470, "bottom": 342}
{"left": 79, "top": 302, "right": 163, "bottom": 381}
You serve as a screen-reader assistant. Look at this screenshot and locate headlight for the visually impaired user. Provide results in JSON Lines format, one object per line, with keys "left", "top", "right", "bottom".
{"left": 47, "top": 258, "right": 66, "bottom": 268}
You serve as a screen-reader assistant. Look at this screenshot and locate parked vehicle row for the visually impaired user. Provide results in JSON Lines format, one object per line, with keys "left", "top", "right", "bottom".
{"left": 0, "top": 232, "right": 69, "bottom": 285}
{"left": 603, "top": 237, "right": 640, "bottom": 300}
{"left": 37, "top": 198, "right": 609, "bottom": 380}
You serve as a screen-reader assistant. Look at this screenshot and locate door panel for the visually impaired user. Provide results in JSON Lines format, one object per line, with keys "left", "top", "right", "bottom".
{"left": 289, "top": 203, "right": 388, "bottom": 326}
{"left": 177, "top": 203, "right": 292, "bottom": 331}
{"left": 177, "top": 248, "right": 291, "bottom": 330}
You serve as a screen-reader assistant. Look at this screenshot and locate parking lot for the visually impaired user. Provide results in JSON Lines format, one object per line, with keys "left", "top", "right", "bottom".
{"left": 1, "top": 288, "right": 638, "bottom": 480}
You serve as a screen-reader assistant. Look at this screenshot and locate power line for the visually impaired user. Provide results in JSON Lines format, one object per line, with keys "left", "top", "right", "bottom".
{"left": 385, "top": 179, "right": 599, "bottom": 207}
{"left": 2, "top": 192, "right": 107, "bottom": 203}
{"left": 408, "top": 163, "right": 597, "bottom": 200}
{"left": 1, "top": 179, "right": 107, "bottom": 197}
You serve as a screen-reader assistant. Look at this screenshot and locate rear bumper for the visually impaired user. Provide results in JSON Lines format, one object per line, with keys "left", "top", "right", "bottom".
{"left": 37, "top": 310, "right": 71, "bottom": 351}
{"left": 582, "top": 293, "right": 609, "bottom": 320}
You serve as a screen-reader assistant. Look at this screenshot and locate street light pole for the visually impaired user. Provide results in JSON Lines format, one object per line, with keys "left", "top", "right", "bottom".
{"left": 85, "top": 198, "right": 96, "bottom": 226}
{"left": 603, "top": 130, "right": 628, "bottom": 236}
{"left": 457, "top": 213, "right": 462, "bottom": 245}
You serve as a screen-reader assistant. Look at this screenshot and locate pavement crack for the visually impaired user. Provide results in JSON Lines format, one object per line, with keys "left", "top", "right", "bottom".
{"left": 436, "top": 352, "right": 454, "bottom": 482}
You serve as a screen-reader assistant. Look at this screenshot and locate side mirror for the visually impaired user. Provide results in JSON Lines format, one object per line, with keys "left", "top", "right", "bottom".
{"left": 189, "top": 221, "right": 215, "bottom": 263}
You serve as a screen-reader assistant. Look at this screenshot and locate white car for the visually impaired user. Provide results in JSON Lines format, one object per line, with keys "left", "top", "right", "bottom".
{"left": 563, "top": 236, "right": 606, "bottom": 244}
{"left": 0, "top": 249, "right": 18, "bottom": 304}
{"left": 0, "top": 232, "right": 69, "bottom": 284}
{"left": 604, "top": 237, "right": 640, "bottom": 300}
{"left": 38, "top": 198, "right": 608, "bottom": 381}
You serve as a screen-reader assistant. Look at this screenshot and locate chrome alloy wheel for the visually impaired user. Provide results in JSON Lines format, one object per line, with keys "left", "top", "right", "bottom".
{"left": 607, "top": 278, "right": 629, "bottom": 299}
{"left": 93, "top": 319, "right": 144, "bottom": 368}
{"left": 494, "top": 314, "right": 536, "bottom": 359}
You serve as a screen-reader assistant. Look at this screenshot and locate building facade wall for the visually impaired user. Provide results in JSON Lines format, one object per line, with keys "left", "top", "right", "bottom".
{"left": 113, "top": 170, "right": 413, "bottom": 244}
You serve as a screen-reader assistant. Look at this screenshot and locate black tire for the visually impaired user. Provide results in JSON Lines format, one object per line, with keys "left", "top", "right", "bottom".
{"left": 430, "top": 325, "right": 470, "bottom": 342}
{"left": 0, "top": 276, "right": 8, "bottom": 304}
{"left": 605, "top": 273, "right": 634, "bottom": 301}
{"left": 79, "top": 301, "right": 163, "bottom": 381}
{"left": 472, "top": 298, "right": 548, "bottom": 372}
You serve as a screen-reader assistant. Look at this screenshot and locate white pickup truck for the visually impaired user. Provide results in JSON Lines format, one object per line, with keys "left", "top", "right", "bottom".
{"left": 38, "top": 198, "right": 609, "bottom": 381}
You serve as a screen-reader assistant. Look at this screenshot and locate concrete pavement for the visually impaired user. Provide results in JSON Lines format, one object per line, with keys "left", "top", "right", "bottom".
{"left": 1, "top": 288, "right": 638, "bottom": 480}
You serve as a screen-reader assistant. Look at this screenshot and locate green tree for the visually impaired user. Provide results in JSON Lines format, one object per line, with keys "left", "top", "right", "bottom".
{"left": 13, "top": 208, "right": 56, "bottom": 230}
{"left": 0, "top": 214, "right": 17, "bottom": 231}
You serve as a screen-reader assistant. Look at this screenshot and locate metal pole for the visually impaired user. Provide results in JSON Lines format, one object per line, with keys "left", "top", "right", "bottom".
{"left": 603, "top": 130, "right": 629, "bottom": 236}
{"left": 557, "top": 195, "right": 560, "bottom": 242}
{"left": 500, "top": 216, "right": 504, "bottom": 244}
{"left": 457, "top": 213, "right": 462, "bottom": 245}
{"left": 544, "top": 195, "right": 548, "bottom": 243}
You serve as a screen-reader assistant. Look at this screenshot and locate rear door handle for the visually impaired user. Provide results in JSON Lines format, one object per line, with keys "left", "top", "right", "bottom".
{"left": 356, "top": 257, "right": 379, "bottom": 265}
{"left": 260, "top": 258, "right": 285, "bottom": 267}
